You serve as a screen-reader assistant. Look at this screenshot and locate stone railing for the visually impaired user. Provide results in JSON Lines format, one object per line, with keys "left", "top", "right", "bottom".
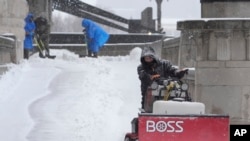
{"left": 0, "top": 36, "right": 15, "bottom": 49}
{"left": 50, "top": 39, "right": 163, "bottom": 57}
{"left": 49, "top": 33, "right": 165, "bottom": 57}
{"left": 0, "top": 35, "right": 17, "bottom": 75}
{"left": 161, "top": 37, "right": 180, "bottom": 65}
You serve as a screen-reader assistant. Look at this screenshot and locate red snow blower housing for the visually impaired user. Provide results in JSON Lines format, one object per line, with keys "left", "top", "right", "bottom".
{"left": 124, "top": 78, "right": 229, "bottom": 141}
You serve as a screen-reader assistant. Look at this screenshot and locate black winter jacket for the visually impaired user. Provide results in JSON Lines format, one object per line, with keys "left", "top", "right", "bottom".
{"left": 137, "top": 47, "right": 178, "bottom": 96}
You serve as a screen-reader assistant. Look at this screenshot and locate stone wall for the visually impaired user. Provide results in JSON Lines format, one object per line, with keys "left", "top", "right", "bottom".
{"left": 0, "top": 0, "right": 28, "bottom": 74}
{"left": 178, "top": 20, "right": 250, "bottom": 124}
{"left": 0, "top": 0, "right": 28, "bottom": 63}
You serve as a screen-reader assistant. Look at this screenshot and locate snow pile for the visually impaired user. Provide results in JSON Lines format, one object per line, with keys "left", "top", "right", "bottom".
{"left": 129, "top": 47, "right": 142, "bottom": 61}
{"left": 0, "top": 48, "right": 141, "bottom": 141}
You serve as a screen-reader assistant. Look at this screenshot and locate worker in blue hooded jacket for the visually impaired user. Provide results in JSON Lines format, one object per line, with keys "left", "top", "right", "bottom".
{"left": 23, "top": 13, "right": 36, "bottom": 59}
{"left": 82, "top": 19, "right": 110, "bottom": 58}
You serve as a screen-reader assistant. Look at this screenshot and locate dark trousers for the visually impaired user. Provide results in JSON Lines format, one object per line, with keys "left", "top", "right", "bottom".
{"left": 141, "top": 91, "right": 146, "bottom": 109}
{"left": 24, "top": 48, "right": 29, "bottom": 59}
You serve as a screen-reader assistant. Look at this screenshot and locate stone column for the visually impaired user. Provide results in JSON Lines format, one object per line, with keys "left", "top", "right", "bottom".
{"left": 0, "top": 0, "right": 29, "bottom": 63}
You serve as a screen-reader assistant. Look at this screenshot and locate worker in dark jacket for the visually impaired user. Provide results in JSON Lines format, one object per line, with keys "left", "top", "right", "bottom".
{"left": 137, "top": 46, "right": 188, "bottom": 110}
{"left": 34, "top": 16, "right": 55, "bottom": 59}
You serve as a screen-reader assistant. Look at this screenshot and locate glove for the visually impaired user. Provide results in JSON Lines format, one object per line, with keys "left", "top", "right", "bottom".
{"left": 150, "top": 74, "right": 160, "bottom": 80}
{"left": 175, "top": 69, "right": 188, "bottom": 79}
{"left": 29, "top": 32, "right": 34, "bottom": 37}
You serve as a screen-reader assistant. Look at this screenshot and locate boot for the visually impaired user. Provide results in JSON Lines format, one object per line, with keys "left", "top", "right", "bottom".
{"left": 87, "top": 50, "right": 92, "bottom": 57}
{"left": 42, "top": 46, "right": 55, "bottom": 59}
{"left": 39, "top": 52, "right": 46, "bottom": 58}
{"left": 93, "top": 52, "right": 98, "bottom": 58}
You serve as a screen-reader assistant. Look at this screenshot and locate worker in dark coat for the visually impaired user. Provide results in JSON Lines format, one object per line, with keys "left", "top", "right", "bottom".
{"left": 23, "top": 13, "right": 36, "bottom": 59}
{"left": 82, "top": 19, "right": 109, "bottom": 58}
{"left": 34, "top": 16, "right": 55, "bottom": 59}
{"left": 137, "top": 46, "right": 188, "bottom": 110}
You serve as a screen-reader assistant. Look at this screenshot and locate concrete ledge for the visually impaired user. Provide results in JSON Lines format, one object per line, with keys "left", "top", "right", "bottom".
{"left": 201, "top": 1, "right": 250, "bottom": 18}
{"left": 226, "top": 61, "right": 250, "bottom": 68}
{"left": 0, "top": 36, "right": 15, "bottom": 48}
{"left": 177, "top": 20, "right": 250, "bottom": 30}
{"left": 163, "top": 37, "right": 180, "bottom": 48}
{"left": 177, "top": 20, "right": 206, "bottom": 30}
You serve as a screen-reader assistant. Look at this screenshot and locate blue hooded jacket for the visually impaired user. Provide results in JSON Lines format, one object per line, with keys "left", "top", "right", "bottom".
{"left": 82, "top": 19, "right": 110, "bottom": 52}
{"left": 23, "top": 13, "right": 36, "bottom": 49}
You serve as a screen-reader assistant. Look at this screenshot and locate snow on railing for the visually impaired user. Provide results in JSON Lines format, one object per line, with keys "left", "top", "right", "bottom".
{"left": 0, "top": 35, "right": 15, "bottom": 49}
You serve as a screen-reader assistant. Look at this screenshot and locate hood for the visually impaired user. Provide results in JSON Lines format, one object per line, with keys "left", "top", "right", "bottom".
{"left": 24, "top": 13, "right": 33, "bottom": 23}
{"left": 34, "top": 16, "right": 48, "bottom": 25}
{"left": 82, "top": 19, "right": 94, "bottom": 29}
{"left": 140, "top": 46, "right": 158, "bottom": 65}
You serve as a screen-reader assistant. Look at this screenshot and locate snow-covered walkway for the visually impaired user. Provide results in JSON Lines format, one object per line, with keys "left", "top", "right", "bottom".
{"left": 0, "top": 49, "right": 141, "bottom": 141}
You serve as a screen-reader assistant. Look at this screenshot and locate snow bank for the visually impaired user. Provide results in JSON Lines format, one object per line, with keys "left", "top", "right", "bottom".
{"left": 0, "top": 49, "right": 142, "bottom": 141}
{"left": 129, "top": 47, "right": 142, "bottom": 61}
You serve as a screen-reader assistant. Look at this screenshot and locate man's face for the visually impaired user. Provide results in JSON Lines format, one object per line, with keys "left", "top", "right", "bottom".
{"left": 144, "top": 56, "right": 153, "bottom": 63}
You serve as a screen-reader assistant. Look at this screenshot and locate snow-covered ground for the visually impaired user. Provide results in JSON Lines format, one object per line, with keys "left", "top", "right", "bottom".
{"left": 0, "top": 48, "right": 142, "bottom": 141}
